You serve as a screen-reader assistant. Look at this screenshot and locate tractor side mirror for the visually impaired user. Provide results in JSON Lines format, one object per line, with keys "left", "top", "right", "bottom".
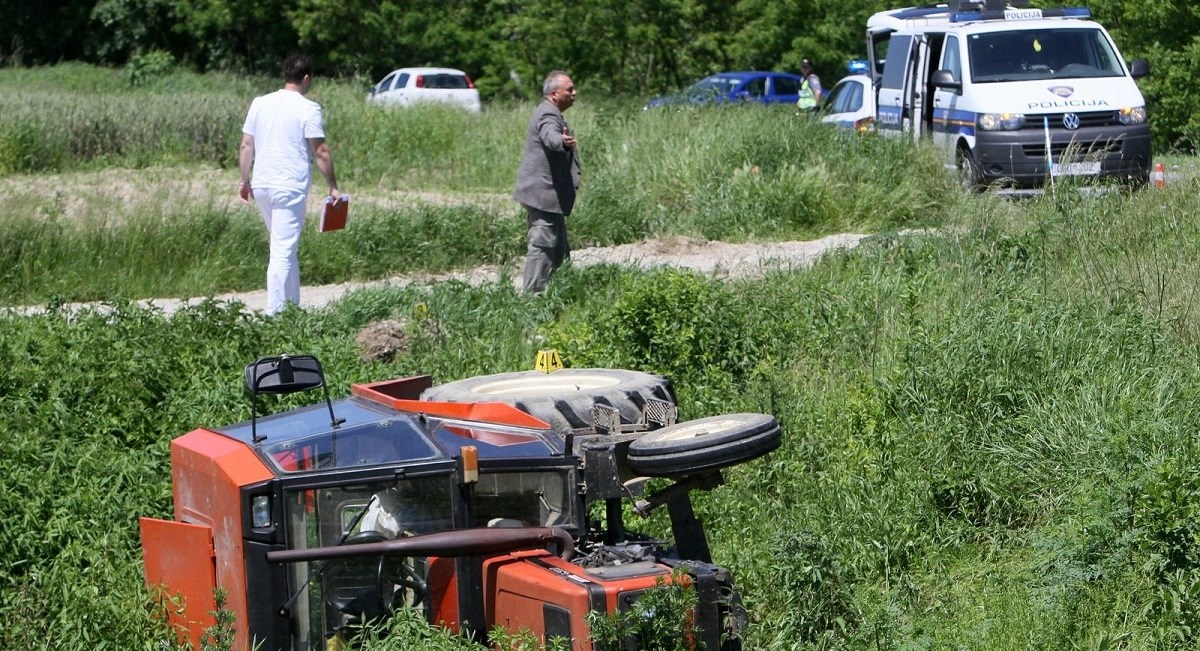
{"left": 245, "top": 354, "right": 325, "bottom": 395}
{"left": 245, "top": 354, "right": 344, "bottom": 442}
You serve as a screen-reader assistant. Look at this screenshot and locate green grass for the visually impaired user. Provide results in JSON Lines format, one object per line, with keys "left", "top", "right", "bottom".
{"left": 0, "top": 63, "right": 957, "bottom": 306}
{"left": 6, "top": 64, "right": 1200, "bottom": 650}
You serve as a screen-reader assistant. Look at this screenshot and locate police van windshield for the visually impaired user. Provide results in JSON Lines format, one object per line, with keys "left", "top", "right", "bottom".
{"left": 968, "top": 27, "right": 1124, "bottom": 83}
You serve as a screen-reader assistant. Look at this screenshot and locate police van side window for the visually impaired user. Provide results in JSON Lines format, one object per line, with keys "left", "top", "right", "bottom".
{"left": 881, "top": 35, "right": 912, "bottom": 90}
{"left": 942, "top": 35, "right": 962, "bottom": 80}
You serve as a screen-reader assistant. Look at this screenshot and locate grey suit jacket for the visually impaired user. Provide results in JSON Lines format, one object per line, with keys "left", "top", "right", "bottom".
{"left": 513, "top": 100, "right": 581, "bottom": 215}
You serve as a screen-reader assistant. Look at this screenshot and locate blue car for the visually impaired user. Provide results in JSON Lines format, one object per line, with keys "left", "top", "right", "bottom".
{"left": 645, "top": 71, "right": 806, "bottom": 108}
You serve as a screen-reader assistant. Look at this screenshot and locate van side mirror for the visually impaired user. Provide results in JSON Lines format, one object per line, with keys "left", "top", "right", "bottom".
{"left": 931, "top": 69, "right": 962, "bottom": 92}
{"left": 1128, "top": 59, "right": 1150, "bottom": 80}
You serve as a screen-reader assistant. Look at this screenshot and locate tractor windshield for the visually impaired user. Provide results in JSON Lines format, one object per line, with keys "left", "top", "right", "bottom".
{"left": 278, "top": 467, "right": 578, "bottom": 649}
{"left": 281, "top": 476, "right": 453, "bottom": 650}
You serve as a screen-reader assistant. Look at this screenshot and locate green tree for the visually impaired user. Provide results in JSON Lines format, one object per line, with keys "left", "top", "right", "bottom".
{"left": 0, "top": 0, "right": 91, "bottom": 64}
{"left": 172, "top": 0, "right": 297, "bottom": 72}
{"left": 88, "top": 0, "right": 178, "bottom": 63}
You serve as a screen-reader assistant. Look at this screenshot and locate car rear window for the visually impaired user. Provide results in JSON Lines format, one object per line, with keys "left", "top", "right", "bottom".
{"left": 425, "top": 74, "right": 471, "bottom": 89}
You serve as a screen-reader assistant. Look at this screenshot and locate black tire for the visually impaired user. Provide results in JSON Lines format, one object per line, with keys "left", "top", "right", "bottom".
{"left": 957, "top": 145, "right": 985, "bottom": 192}
{"left": 626, "top": 413, "right": 781, "bottom": 477}
{"left": 420, "top": 368, "right": 675, "bottom": 432}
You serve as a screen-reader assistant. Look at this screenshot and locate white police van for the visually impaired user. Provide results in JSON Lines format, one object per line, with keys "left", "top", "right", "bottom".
{"left": 867, "top": 0, "right": 1151, "bottom": 190}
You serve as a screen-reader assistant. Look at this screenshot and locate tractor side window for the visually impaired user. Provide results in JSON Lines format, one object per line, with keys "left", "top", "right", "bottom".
{"left": 470, "top": 470, "right": 574, "bottom": 529}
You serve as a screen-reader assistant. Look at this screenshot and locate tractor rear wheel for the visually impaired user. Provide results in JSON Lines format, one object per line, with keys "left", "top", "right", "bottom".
{"left": 626, "top": 413, "right": 781, "bottom": 477}
{"left": 420, "top": 368, "right": 675, "bottom": 432}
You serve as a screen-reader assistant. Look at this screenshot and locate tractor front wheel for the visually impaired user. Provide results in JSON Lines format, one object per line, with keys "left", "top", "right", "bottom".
{"left": 626, "top": 413, "right": 781, "bottom": 477}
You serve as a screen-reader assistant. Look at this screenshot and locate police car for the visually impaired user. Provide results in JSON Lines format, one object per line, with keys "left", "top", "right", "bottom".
{"left": 866, "top": 0, "right": 1151, "bottom": 190}
{"left": 821, "top": 60, "right": 877, "bottom": 132}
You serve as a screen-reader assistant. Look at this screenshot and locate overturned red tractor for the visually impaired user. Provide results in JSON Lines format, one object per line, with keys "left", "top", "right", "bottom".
{"left": 141, "top": 356, "right": 781, "bottom": 650}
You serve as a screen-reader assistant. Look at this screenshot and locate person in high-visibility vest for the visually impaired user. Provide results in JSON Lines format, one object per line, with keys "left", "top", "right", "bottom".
{"left": 796, "top": 58, "right": 823, "bottom": 113}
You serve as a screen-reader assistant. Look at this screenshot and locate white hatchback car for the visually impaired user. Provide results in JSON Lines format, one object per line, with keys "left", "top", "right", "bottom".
{"left": 368, "top": 67, "right": 482, "bottom": 113}
{"left": 820, "top": 73, "right": 876, "bottom": 132}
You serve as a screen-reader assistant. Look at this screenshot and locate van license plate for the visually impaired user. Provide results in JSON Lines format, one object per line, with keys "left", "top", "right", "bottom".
{"left": 1051, "top": 161, "right": 1101, "bottom": 177}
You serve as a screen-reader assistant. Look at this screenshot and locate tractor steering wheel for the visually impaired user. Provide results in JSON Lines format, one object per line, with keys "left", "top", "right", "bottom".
{"left": 344, "top": 529, "right": 428, "bottom": 612}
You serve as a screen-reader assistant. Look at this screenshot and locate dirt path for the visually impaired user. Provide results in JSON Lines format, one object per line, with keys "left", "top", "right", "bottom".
{"left": 4, "top": 165, "right": 888, "bottom": 316}
{"left": 12, "top": 234, "right": 875, "bottom": 317}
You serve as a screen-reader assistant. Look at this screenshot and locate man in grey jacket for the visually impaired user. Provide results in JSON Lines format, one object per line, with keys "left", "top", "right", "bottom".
{"left": 513, "top": 70, "right": 580, "bottom": 294}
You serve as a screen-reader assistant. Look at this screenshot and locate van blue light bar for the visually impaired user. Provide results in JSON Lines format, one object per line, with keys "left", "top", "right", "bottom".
{"left": 893, "top": 6, "right": 950, "bottom": 20}
{"left": 950, "top": 6, "right": 1091, "bottom": 22}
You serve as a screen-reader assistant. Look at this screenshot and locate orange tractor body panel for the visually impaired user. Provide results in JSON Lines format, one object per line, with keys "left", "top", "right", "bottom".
{"left": 149, "top": 428, "right": 273, "bottom": 650}
{"left": 484, "top": 549, "right": 677, "bottom": 650}
{"left": 140, "top": 517, "right": 218, "bottom": 649}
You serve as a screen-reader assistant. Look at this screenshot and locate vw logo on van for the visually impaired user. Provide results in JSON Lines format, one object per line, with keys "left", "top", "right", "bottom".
{"left": 1062, "top": 113, "right": 1082, "bottom": 130}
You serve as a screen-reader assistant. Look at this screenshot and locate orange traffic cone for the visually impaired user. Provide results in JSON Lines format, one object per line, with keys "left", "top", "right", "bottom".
{"left": 1153, "top": 162, "right": 1166, "bottom": 189}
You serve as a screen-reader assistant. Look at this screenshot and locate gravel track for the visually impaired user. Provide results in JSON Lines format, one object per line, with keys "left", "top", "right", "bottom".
{"left": 11, "top": 234, "right": 874, "bottom": 317}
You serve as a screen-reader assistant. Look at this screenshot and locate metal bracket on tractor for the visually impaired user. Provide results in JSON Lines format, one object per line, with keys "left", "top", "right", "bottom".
{"left": 587, "top": 397, "right": 678, "bottom": 435}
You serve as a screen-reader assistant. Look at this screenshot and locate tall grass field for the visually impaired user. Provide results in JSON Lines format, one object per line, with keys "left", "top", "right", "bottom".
{"left": 0, "top": 64, "right": 949, "bottom": 306}
{"left": 4, "top": 64, "right": 1200, "bottom": 650}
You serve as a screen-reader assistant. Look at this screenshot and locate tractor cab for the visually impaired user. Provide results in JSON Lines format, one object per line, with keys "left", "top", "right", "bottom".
{"left": 142, "top": 355, "right": 781, "bottom": 650}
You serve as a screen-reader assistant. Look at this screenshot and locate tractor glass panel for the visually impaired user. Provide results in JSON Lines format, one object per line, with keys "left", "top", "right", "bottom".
{"left": 282, "top": 476, "right": 453, "bottom": 650}
{"left": 430, "top": 421, "right": 562, "bottom": 459}
{"left": 263, "top": 417, "right": 440, "bottom": 473}
{"left": 967, "top": 28, "right": 1124, "bottom": 83}
{"left": 470, "top": 470, "right": 575, "bottom": 528}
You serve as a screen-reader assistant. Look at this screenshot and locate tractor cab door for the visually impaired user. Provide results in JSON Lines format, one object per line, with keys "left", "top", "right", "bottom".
{"left": 140, "top": 518, "right": 218, "bottom": 650}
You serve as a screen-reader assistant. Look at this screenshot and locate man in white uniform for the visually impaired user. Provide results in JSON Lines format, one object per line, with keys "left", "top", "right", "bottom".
{"left": 238, "top": 53, "right": 342, "bottom": 315}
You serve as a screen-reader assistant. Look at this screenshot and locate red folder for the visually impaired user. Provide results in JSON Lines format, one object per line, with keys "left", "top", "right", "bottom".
{"left": 319, "top": 195, "right": 349, "bottom": 232}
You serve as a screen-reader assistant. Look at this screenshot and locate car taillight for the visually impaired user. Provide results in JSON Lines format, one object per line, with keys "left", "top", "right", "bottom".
{"left": 415, "top": 75, "right": 425, "bottom": 88}
{"left": 465, "top": 75, "right": 475, "bottom": 89}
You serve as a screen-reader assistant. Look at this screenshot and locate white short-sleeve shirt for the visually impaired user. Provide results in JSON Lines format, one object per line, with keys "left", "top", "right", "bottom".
{"left": 242, "top": 89, "right": 325, "bottom": 193}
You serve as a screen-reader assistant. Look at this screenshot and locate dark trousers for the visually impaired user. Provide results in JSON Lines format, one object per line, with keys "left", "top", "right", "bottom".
{"left": 522, "top": 207, "right": 570, "bottom": 294}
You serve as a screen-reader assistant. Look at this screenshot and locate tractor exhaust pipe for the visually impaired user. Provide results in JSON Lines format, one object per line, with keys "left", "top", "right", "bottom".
{"left": 266, "top": 526, "right": 574, "bottom": 564}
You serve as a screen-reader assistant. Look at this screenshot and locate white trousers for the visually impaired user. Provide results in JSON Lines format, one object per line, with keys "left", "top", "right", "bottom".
{"left": 253, "top": 188, "right": 307, "bottom": 315}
